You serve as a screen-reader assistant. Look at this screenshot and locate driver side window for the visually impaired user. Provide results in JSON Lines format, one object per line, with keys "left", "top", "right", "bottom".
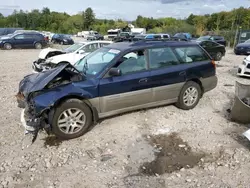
{"left": 14, "top": 34, "right": 25, "bottom": 39}
{"left": 116, "top": 50, "right": 147, "bottom": 75}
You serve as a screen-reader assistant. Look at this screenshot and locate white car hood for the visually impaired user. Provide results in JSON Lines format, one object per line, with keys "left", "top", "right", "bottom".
{"left": 38, "top": 47, "right": 63, "bottom": 59}
{"left": 246, "top": 55, "right": 250, "bottom": 62}
{"left": 49, "top": 52, "right": 90, "bottom": 65}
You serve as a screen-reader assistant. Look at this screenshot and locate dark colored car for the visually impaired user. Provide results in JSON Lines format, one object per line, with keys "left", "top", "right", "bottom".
{"left": 51, "top": 34, "right": 74, "bottom": 45}
{"left": 87, "top": 32, "right": 104, "bottom": 41}
{"left": 16, "top": 39, "right": 217, "bottom": 140}
{"left": 197, "top": 35, "right": 227, "bottom": 46}
{"left": 173, "top": 33, "right": 192, "bottom": 41}
{"left": 113, "top": 32, "right": 132, "bottom": 42}
{"left": 198, "top": 40, "right": 226, "bottom": 61}
{"left": 0, "top": 32, "right": 48, "bottom": 50}
{"left": 234, "top": 39, "right": 250, "bottom": 55}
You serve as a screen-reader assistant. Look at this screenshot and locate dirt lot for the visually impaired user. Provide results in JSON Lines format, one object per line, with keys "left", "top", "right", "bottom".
{"left": 1, "top": 48, "right": 250, "bottom": 188}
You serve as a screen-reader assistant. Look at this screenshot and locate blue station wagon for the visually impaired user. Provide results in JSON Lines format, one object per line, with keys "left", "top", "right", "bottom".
{"left": 16, "top": 40, "right": 218, "bottom": 140}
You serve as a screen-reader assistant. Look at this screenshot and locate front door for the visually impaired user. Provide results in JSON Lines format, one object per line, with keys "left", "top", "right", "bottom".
{"left": 99, "top": 50, "right": 152, "bottom": 113}
{"left": 13, "top": 34, "right": 27, "bottom": 48}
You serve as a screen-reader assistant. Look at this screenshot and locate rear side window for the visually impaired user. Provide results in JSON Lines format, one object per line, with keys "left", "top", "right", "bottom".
{"left": 174, "top": 46, "right": 210, "bottom": 63}
{"left": 148, "top": 47, "right": 180, "bottom": 69}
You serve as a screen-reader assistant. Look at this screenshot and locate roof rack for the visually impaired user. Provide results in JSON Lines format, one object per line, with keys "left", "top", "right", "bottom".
{"left": 130, "top": 37, "right": 189, "bottom": 42}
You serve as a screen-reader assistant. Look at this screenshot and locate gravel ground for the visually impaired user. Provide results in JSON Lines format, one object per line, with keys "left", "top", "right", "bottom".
{"left": 1, "top": 48, "right": 250, "bottom": 188}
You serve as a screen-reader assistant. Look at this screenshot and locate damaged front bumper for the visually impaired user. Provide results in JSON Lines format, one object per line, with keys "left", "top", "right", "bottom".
{"left": 20, "top": 109, "right": 40, "bottom": 133}
{"left": 32, "top": 59, "right": 56, "bottom": 73}
{"left": 17, "top": 95, "right": 45, "bottom": 135}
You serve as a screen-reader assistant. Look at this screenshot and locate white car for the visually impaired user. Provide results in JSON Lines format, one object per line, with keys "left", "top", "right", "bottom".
{"left": 32, "top": 40, "right": 113, "bottom": 72}
{"left": 237, "top": 55, "right": 250, "bottom": 77}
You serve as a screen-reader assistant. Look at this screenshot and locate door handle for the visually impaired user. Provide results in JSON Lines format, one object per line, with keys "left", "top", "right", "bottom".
{"left": 139, "top": 78, "right": 148, "bottom": 83}
{"left": 179, "top": 71, "right": 186, "bottom": 76}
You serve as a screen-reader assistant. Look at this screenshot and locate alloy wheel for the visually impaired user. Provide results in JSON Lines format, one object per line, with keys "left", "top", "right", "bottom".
{"left": 57, "top": 108, "right": 86, "bottom": 134}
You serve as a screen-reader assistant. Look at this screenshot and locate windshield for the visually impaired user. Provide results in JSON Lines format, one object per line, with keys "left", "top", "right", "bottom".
{"left": 63, "top": 43, "right": 85, "bottom": 53}
{"left": 74, "top": 47, "right": 120, "bottom": 76}
{"left": 197, "top": 36, "right": 211, "bottom": 41}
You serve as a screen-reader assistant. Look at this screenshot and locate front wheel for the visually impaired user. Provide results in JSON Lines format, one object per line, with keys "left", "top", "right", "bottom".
{"left": 4, "top": 43, "right": 12, "bottom": 50}
{"left": 176, "top": 81, "right": 202, "bottom": 110}
{"left": 51, "top": 99, "right": 93, "bottom": 139}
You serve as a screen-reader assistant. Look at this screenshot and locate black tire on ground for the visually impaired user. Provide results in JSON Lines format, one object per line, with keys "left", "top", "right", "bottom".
{"left": 51, "top": 40, "right": 55, "bottom": 44}
{"left": 215, "top": 51, "right": 223, "bottom": 61}
{"left": 4, "top": 43, "right": 12, "bottom": 50}
{"left": 51, "top": 99, "right": 93, "bottom": 139}
{"left": 175, "top": 81, "right": 202, "bottom": 110}
{"left": 35, "top": 42, "right": 42, "bottom": 49}
{"left": 60, "top": 41, "right": 64, "bottom": 45}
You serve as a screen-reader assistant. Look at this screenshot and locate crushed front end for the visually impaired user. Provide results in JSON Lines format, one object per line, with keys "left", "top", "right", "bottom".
{"left": 16, "top": 91, "right": 50, "bottom": 141}
{"left": 16, "top": 63, "right": 84, "bottom": 142}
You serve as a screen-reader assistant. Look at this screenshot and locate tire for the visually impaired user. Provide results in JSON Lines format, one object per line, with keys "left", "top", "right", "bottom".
{"left": 4, "top": 43, "right": 12, "bottom": 50}
{"left": 51, "top": 40, "right": 55, "bottom": 44}
{"left": 51, "top": 99, "right": 93, "bottom": 139}
{"left": 35, "top": 42, "right": 42, "bottom": 49}
{"left": 60, "top": 41, "right": 64, "bottom": 45}
{"left": 176, "top": 81, "right": 202, "bottom": 110}
{"left": 215, "top": 51, "right": 222, "bottom": 61}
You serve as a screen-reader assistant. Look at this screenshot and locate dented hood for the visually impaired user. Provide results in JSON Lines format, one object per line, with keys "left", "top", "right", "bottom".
{"left": 19, "top": 63, "right": 82, "bottom": 96}
{"left": 246, "top": 55, "right": 250, "bottom": 62}
{"left": 38, "top": 47, "right": 64, "bottom": 59}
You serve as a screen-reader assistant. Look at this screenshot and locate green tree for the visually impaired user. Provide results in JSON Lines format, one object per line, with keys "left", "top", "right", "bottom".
{"left": 186, "top": 14, "right": 196, "bottom": 25}
{"left": 83, "top": 7, "right": 95, "bottom": 30}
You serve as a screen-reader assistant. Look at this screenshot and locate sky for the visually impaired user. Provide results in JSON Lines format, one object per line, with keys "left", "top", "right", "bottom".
{"left": 0, "top": 0, "right": 249, "bottom": 20}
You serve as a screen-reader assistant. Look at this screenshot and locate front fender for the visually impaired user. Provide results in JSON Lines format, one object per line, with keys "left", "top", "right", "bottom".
{"left": 32, "top": 83, "right": 97, "bottom": 116}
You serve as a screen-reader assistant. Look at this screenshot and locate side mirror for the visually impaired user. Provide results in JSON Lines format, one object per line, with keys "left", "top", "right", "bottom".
{"left": 78, "top": 50, "right": 85, "bottom": 54}
{"left": 109, "top": 68, "right": 121, "bottom": 77}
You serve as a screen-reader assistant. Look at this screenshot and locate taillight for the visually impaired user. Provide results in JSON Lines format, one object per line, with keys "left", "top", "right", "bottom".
{"left": 211, "top": 59, "right": 216, "bottom": 68}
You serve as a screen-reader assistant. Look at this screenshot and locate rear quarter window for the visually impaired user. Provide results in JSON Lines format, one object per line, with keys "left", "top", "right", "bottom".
{"left": 174, "top": 46, "right": 210, "bottom": 63}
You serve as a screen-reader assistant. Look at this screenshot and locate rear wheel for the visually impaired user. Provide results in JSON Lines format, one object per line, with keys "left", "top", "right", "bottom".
{"left": 60, "top": 41, "right": 64, "bottom": 45}
{"left": 35, "top": 42, "right": 42, "bottom": 49}
{"left": 51, "top": 99, "right": 93, "bottom": 139}
{"left": 215, "top": 51, "right": 222, "bottom": 61}
{"left": 4, "top": 43, "right": 12, "bottom": 50}
{"left": 176, "top": 81, "right": 202, "bottom": 110}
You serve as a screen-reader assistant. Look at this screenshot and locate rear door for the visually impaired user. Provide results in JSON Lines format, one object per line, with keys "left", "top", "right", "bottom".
{"left": 24, "top": 34, "right": 36, "bottom": 47}
{"left": 173, "top": 45, "right": 215, "bottom": 80}
{"left": 148, "top": 47, "right": 186, "bottom": 102}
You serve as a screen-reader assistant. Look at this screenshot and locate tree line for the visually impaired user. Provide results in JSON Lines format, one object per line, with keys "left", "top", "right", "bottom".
{"left": 0, "top": 6, "right": 250, "bottom": 41}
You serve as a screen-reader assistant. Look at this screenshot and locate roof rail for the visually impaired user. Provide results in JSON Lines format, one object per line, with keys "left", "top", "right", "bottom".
{"left": 131, "top": 37, "right": 189, "bottom": 42}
